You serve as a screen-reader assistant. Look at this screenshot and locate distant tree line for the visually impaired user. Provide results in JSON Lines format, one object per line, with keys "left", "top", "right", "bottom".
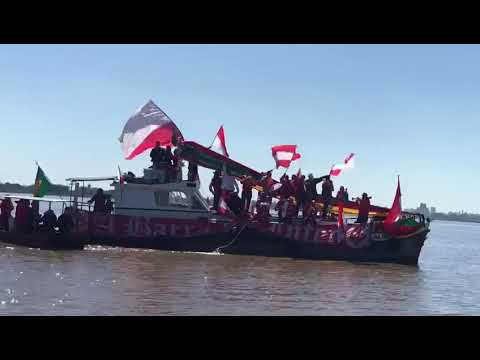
{"left": 0, "top": 182, "right": 110, "bottom": 197}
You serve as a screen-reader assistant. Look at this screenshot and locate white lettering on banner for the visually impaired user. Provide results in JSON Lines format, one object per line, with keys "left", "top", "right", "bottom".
{"left": 135, "top": 217, "right": 150, "bottom": 237}
{"left": 151, "top": 223, "right": 167, "bottom": 237}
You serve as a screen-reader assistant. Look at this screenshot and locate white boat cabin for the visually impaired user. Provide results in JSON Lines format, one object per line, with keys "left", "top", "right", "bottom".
{"left": 107, "top": 168, "right": 210, "bottom": 219}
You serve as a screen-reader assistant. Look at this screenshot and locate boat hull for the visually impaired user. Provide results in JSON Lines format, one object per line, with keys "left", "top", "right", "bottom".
{"left": 0, "top": 230, "right": 85, "bottom": 250}
{"left": 74, "top": 212, "right": 428, "bottom": 265}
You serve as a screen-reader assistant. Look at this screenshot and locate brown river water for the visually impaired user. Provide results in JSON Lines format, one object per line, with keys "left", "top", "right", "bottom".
{"left": 0, "top": 219, "right": 479, "bottom": 315}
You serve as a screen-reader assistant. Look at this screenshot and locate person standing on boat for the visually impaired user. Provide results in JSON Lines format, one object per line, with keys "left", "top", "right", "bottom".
{"left": 305, "top": 174, "right": 325, "bottom": 200}
{"left": 221, "top": 169, "right": 239, "bottom": 202}
{"left": 150, "top": 141, "right": 165, "bottom": 169}
{"left": 88, "top": 188, "right": 107, "bottom": 213}
{"left": 344, "top": 188, "right": 350, "bottom": 202}
{"left": 356, "top": 193, "right": 371, "bottom": 223}
{"left": 240, "top": 175, "right": 254, "bottom": 214}
{"left": 336, "top": 186, "right": 347, "bottom": 201}
{"left": 164, "top": 146, "right": 174, "bottom": 182}
{"left": 293, "top": 175, "right": 307, "bottom": 218}
{"left": 321, "top": 176, "right": 334, "bottom": 219}
{"left": 0, "top": 197, "right": 13, "bottom": 231}
{"left": 14, "top": 199, "right": 28, "bottom": 232}
{"left": 172, "top": 148, "right": 183, "bottom": 182}
{"left": 188, "top": 161, "right": 199, "bottom": 182}
{"left": 209, "top": 170, "right": 222, "bottom": 210}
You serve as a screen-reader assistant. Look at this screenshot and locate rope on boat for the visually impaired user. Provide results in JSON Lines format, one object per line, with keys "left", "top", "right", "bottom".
{"left": 215, "top": 222, "right": 248, "bottom": 253}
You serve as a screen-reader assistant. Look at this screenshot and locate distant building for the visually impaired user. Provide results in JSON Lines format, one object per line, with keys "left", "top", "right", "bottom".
{"left": 417, "top": 203, "right": 430, "bottom": 218}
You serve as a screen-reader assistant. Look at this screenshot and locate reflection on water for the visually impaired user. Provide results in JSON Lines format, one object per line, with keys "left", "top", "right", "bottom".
{"left": 0, "top": 220, "right": 479, "bottom": 315}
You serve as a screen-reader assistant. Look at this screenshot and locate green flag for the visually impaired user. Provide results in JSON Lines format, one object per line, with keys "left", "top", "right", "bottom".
{"left": 33, "top": 165, "right": 51, "bottom": 197}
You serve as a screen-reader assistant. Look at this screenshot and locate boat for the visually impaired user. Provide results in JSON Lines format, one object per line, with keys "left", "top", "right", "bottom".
{"left": 0, "top": 195, "right": 84, "bottom": 250}
{"left": 66, "top": 140, "right": 430, "bottom": 265}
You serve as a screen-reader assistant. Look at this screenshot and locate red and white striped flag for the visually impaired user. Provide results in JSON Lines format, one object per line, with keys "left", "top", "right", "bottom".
{"left": 209, "top": 125, "right": 229, "bottom": 157}
{"left": 119, "top": 100, "right": 184, "bottom": 160}
{"left": 330, "top": 153, "right": 355, "bottom": 177}
{"left": 271, "top": 145, "right": 301, "bottom": 169}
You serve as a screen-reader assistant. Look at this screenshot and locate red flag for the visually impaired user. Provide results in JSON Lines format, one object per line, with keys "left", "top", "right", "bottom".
{"left": 330, "top": 153, "right": 355, "bottom": 177}
{"left": 384, "top": 177, "right": 402, "bottom": 225}
{"left": 119, "top": 100, "right": 184, "bottom": 160}
{"left": 271, "top": 145, "right": 301, "bottom": 169}
{"left": 338, "top": 202, "right": 344, "bottom": 229}
{"left": 209, "top": 125, "right": 229, "bottom": 157}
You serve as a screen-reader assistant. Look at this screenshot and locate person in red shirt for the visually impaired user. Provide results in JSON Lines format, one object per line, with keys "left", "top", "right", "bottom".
{"left": 356, "top": 193, "right": 371, "bottom": 223}
{"left": 0, "top": 197, "right": 13, "bottom": 231}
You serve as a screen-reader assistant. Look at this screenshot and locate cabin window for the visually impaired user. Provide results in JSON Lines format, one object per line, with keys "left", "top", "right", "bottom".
{"left": 168, "top": 191, "right": 189, "bottom": 208}
{"left": 154, "top": 191, "right": 169, "bottom": 206}
{"left": 191, "top": 195, "right": 205, "bottom": 210}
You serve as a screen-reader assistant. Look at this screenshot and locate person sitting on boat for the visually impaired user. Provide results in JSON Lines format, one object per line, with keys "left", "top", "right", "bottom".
{"left": 39, "top": 209, "right": 57, "bottom": 232}
{"left": 188, "top": 161, "right": 199, "bottom": 182}
{"left": 105, "top": 197, "right": 113, "bottom": 214}
{"left": 209, "top": 170, "right": 222, "bottom": 211}
{"left": 321, "top": 175, "right": 334, "bottom": 219}
{"left": 240, "top": 175, "right": 254, "bottom": 214}
{"left": 149, "top": 141, "right": 165, "bottom": 169}
{"left": 57, "top": 207, "right": 74, "bottom": 234}
{"left": 88, "top": 188, "right": 107, "bottom": 213}
{"left": 0, "top": 197, "right": 13, "bottom": 231}
{"left": 356, "top": 193, "right": 371, "bottom": 223}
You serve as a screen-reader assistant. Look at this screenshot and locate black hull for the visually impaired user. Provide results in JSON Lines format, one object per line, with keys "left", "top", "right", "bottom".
{"left": 81, "top": 227, "right": 428, "bottom": 266}
{"left": 0, "top": 230, "right": 85, "bottom": 251}
{"left": 222, "top": 228, "right": 428, "bottom": 266}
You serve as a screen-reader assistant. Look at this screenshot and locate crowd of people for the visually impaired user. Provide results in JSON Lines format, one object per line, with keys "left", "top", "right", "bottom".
{"left": 208, "top": 168, "right": 372, "bottom": 224}
{"left": 149, "top": 141, "right": 191, "bottom": 183}
{"left": 0, "top": 197, "right": 75, "bottom": 234}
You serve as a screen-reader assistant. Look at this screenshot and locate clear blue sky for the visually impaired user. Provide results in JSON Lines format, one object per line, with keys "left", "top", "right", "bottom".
{"left": 0, "top": 45, "right": 477, "bottom": 213}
